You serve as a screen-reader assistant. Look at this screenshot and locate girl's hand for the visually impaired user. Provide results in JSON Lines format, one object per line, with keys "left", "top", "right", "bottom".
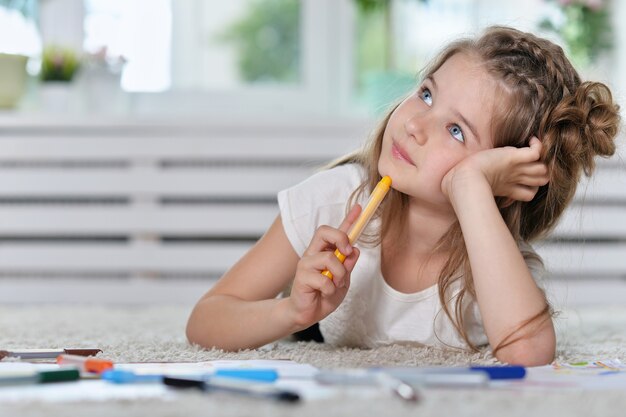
{"left": 442, "top": 137, "right": 549, "bottom": 204}
{"left": 287, "top": 205, "right": 362, "bottom": 330}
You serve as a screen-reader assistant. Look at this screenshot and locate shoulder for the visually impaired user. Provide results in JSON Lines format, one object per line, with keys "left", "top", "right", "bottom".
{"left": 277, "top": 163, "right": 366, "bottom": 255}
{"left": 278, "top": 163, "right": 365, "bottom": 211}
{"left": 283, "top": 164, "right": 365, "bottom": 200}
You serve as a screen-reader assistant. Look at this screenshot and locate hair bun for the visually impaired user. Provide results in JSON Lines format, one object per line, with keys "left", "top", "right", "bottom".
{"left": 574, "top": 82, "right": 620, "bottom": 174}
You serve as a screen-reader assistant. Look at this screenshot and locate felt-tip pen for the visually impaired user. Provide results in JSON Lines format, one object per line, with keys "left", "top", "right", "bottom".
{"left": 322, "top": 175, "right": 392, "bottom": 280}
{"left": 102, "top": 368, "right": 279, "bottom": 384}
{"left": 57, "top": 354, "right": 114, "bottom": 374}
{"left": 0, "top": 368, "right": 80, "bottom": 386}
{"left": 315, "top": 369, "right": 488, "bottom": 388}
{"left": 0, "top": 348, "right": 102, "bottom": 360}
{"left": 163, "top": 375, "right": 300, "bottom": 403}
{"left": 375, "top": 365, "right": 526, "bottom": 380}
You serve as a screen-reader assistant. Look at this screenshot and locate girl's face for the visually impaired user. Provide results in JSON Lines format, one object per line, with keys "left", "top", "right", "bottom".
{"left": 378, "top": 52, "right": 498, "bottom": 209}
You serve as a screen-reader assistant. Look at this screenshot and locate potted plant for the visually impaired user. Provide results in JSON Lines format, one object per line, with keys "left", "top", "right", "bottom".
{"left": 40, "top": 45, "right": 81, "bottom": 82}
{"left": 38, "top": 45, "right": 81, "bottom": 112}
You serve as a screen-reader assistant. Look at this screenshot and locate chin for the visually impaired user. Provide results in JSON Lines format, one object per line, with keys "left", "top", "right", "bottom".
{"left": 378, "top": 161, "right": 401, "bottom": 186}
{"left": 377, "top": 157, "right": 394, "bottom": 179}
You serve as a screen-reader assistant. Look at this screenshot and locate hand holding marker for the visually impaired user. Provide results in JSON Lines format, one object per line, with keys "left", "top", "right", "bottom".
{"left": 322, "top": 176, "right": 392, "bottom": 280}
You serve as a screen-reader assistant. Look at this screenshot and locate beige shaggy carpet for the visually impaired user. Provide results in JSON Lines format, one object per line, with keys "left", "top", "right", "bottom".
{"left": 0, "top": 304, "right": 625, "bottom": 417}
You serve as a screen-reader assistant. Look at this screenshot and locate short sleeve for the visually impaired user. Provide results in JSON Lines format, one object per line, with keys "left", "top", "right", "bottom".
{"left": 277, "top": 164, "right": 365, "bottom": 257}
{"left": 518, "top": 240, "right": 546, "bottom": 290}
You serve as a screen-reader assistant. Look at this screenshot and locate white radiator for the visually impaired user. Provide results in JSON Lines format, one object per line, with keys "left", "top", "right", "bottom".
{"left": 0, "top": 119, "right": 623, "bottom": 303}
{"left": 0, "top": 121, "right": 365, "bottom": 280}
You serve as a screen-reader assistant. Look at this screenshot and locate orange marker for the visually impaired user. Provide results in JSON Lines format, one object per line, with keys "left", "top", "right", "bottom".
{"left": 322, "top": 175, "right": 392, "bottom": 280}
{"left": 57, "top": 354, "right": 114, "bottom": 374}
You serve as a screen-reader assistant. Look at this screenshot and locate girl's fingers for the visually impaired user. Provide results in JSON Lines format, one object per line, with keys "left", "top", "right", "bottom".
{"left": 511, "top": 185, "right": 539, "bottom": 202}
{"left": 529, "top": 136, "right": 542, "bottom": 151}
{"left": 305, "top": 226, "right": 352, "bottom": 258}
{"left": 515, "top": 137, "right": 543, "bottom": 163}
{"left": 337, "top": 204, "right": 362, "bottom": 233}
{"left": 304, "top": 204, "right": 362, "bottom": 259}
{"left": 516, "top": 174, "right": 549, "bottom": 187}
{"left": 342, "top": 247, "right": 360, "bottom": 273}
{"left": 522, "top": 162, "right": 549, "bottom": 177}
{"left": 299, "top": 272, "right": 337, "bottom": 297}
{"left": 302, "top": 251, "right": 349, "bottom": 285}
{"left": 529, "top": 176, "right": 549, "bottom": 187}
{"left": 514, "top": 162, "right": 549, "bottom": 187}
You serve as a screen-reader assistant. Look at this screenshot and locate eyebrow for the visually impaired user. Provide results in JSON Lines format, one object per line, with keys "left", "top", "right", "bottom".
{"left": 426, "top": 75, "right": 482, "bottom": 144}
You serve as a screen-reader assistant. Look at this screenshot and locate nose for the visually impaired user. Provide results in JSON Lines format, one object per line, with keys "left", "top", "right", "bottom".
{"left": 404, "top": 113, "right": 428, "bottom": 146}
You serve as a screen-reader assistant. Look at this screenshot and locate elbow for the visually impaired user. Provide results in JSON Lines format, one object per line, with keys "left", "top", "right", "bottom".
{"left": 185, "top": 307, "right": 216, "bottom": 350}
{"left": 186, "top": 307, "right": 240, "bottom": 352}
{"left": 493, "top": 323, "right": 556, "bottom": 367}
{"left": 185, "top": 314, "right": 206, "bottom": 347}
{"left": 494, "top": 340, "right": 555, "bottom": 366}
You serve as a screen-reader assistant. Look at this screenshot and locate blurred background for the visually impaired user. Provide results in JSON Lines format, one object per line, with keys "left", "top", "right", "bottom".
{"left": 1, "top": 0, "right": 623, "bottom": 118}
{"left": 0, "top": 0, "right": 624, "bottom": 307}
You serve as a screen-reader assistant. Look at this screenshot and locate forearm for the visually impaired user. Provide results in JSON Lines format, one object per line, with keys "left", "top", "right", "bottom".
{"left": 450, "top": 178, "right": 554, "bottom": 363}
{"left": 186, "top": 294, "right": 300, "bottom": 351}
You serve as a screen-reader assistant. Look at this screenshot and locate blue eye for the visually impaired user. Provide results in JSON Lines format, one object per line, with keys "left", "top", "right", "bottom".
{"left": 448, "top": 124, "right": 464, "bottom": 143}
{"left": 419, "top": 88, "right": 432, "bottom": 106}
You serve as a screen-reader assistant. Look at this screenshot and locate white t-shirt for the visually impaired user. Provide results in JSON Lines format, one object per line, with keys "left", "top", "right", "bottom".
{"left": 277, "top": 164, "right": 545, "bottom": 349}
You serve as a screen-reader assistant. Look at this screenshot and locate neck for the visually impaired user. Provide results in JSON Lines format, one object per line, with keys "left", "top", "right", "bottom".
{"left": 388, "top": 198, "right": 457, "bottom": 255}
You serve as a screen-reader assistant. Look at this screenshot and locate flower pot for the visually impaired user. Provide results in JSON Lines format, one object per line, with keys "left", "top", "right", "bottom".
{"left": 38, "top": 82, "right": 73, "bottom": 112}
{"left": 0, "top": 53, "right": 28, "bottom": 109}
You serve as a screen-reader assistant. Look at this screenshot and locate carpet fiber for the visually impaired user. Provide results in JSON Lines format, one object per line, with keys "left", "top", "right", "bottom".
{"left": 1, "top": 304, "right": 625, "bottom": 416}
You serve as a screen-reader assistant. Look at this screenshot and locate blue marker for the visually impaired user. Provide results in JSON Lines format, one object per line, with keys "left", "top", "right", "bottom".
{"left": 101, "top": 370, "right": 162, "bottom": 384}
{"left": 102, "top": 369, "right": 279, "bottom": 384}
{"left": 469, "top": 366, "right": 526, "bottom": 380}
{"left": 213, "top": 369, "right": 278, "bottom": 382}
{"left": 373, "top": 365, "right": 526, "bottom": 381}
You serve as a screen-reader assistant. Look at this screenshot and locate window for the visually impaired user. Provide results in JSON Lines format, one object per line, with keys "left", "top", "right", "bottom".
{"left": 0, "top": 1, "right": 40, "bottom": 56}
{"left": 353, "top": 0, "right": 550, "bottom": 114}
{"left": 84, "top": 0, "right": 303, "bottom": 93}
{"left": 36, "top": 0, "right": 620, "bottom": 119}
{"left": 84, "top": 0, "right": 172, "bottom": 92}
{"left": 77, "top": 0, "right": 352, "bottom": 118}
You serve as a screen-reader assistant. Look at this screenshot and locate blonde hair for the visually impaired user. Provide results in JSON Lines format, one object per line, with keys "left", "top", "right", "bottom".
{"left": 331, "top": 26, "right": 621, "bottom": 354}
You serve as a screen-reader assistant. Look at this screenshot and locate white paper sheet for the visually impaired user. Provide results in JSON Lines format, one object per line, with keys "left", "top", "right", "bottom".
{"left": 492, "top": 359, "right": 626, "bottom": 391}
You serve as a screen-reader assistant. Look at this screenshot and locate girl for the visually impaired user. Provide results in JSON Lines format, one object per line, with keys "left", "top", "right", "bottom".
{"left": 186, "top": 26, "right": 620, "bottom": 366}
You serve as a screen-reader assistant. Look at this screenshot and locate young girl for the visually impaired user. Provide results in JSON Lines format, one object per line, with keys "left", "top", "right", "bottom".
{"left": 186, "top": 26, "right": 620, "bottom": 366}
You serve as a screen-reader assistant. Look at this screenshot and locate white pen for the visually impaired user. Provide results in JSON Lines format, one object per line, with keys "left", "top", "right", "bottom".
{"left": 315, "top": 370, "right": 419, "bottom": 402}
{"left": 315, "top": 368, "right": 487, "bottom": 389}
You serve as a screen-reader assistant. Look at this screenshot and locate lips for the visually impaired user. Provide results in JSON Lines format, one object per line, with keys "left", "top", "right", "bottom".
{"left": 391, "top": 141, "right": 415, "bottom": 165}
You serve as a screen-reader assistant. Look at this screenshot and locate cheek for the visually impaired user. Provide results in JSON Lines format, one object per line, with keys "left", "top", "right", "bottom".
{"left": 425, "top": 151, "right": 465, "bottom": 179}
{"left": 377, "top": 137, "right": 389, "bottom": 172}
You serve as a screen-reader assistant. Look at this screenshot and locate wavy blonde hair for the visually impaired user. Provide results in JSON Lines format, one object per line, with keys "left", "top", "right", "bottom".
{"left": 331, "top": 26, "right": 621, "bottom": 354}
